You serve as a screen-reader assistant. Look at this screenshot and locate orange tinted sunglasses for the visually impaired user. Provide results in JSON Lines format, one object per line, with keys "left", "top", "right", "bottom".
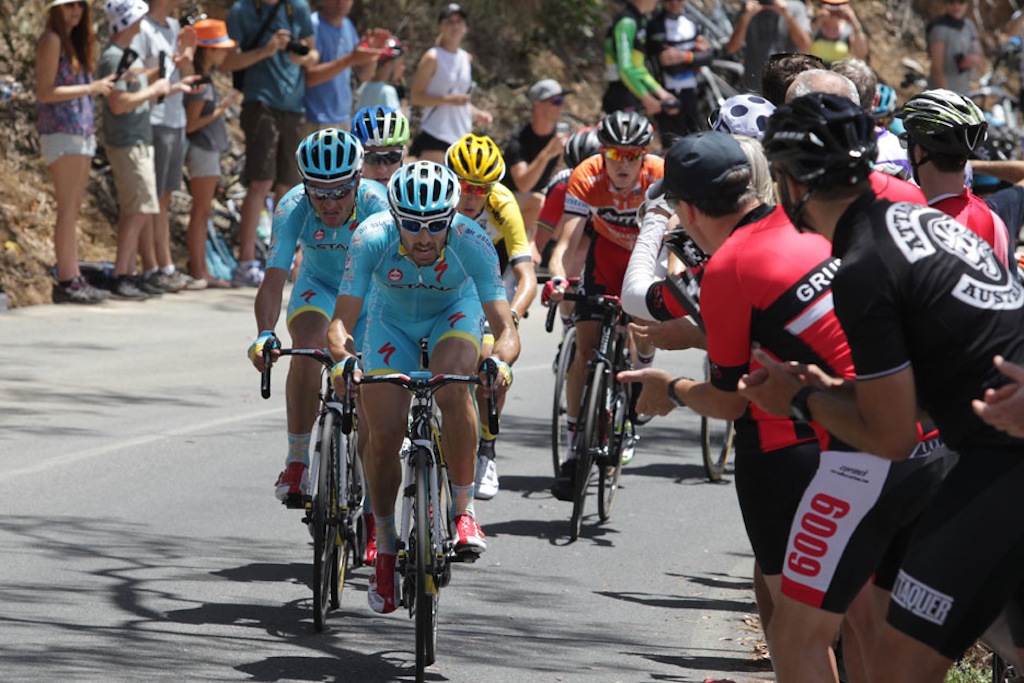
{"left": 603, "top": 147, "right": 645, "bottom": 162}
{"left": 459, "top": 180, "right": 493, "bottom": 197}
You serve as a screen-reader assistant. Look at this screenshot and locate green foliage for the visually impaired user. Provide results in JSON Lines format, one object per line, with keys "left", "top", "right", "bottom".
{"left": 944, "top": 657, "right": 991, "bottom": 683}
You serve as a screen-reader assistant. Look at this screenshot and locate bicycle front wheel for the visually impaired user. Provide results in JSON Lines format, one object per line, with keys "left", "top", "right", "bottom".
{"left": 312, "top": 411, "right": 341, "bottom": 631}
{"left": 570, "top": 366, "right": 604, "bottom": 541}
{"left": 551, "top": 326, "right": 576, "bottom": 476}
{"left": 598, "top": 383, "right": 627, "bottom": 522}
{"left": 412, "top": 448, "right": 439, "bottom": 679}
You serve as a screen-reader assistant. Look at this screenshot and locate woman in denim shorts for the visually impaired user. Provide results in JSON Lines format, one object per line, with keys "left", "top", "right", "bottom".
{"left": 35, "top": 0, "right": 115, "bottom": 304}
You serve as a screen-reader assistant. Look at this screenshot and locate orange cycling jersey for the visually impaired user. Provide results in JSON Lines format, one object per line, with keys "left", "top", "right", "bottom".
{"left": 564, "top": 154, "right": 664, "bottom": 251}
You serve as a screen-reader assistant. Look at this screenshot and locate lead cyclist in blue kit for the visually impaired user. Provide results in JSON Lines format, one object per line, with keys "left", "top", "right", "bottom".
{"left": 326, "top": 161, "right": 520, "bottom": 614}
{"left": 247, "top": 129, "right": 389, "bottom": 521}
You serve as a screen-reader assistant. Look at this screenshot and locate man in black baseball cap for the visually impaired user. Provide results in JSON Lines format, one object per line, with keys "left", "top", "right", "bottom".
{"left": 438, "top": 2, "right": 467, "bottom": 22}
{"left": 649, "top": 130, "right": 752, "bottom": 210}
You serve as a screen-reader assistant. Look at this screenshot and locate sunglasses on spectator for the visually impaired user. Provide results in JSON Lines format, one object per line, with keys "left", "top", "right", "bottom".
{"left": 545, "top": 96, "right": 566, "bottom": 106}
{"left": 365, "top": 150, "right": 404, "bottom": 166}
{"left": 459, "top": 180, "right": 493, "bottom": 197}
{"left": 305, "top": 179, "right": 357, "bottom": 201}
{"left": 398, "top": 216, "right": 452, "bottom": 234}
{"left": 603, "top": 147, "right": 645, "bottom": 162}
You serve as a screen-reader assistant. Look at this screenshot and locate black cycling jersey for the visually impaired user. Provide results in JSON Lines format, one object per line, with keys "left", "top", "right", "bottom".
{"left": 831, "top": 191, "right": 1024, "bottom": 450}
{"left": 985, "top": 184, "right": 1024, "bottom": 254}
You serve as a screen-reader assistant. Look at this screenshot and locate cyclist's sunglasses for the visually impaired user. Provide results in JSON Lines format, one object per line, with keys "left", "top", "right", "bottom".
{"left": 459, "top": 180, "right": 493, "bottom": 197}
{"left": 398, "top": 216, "right": 452, "bottom": 234}
{"left": 603, "top": 147, "right": 645, "bottom": 162}
{"left": 305, "top": 179, "right": 357, "bottom": 201}
{"left": 365, "top": 150, "right": 404, "bottom": 165}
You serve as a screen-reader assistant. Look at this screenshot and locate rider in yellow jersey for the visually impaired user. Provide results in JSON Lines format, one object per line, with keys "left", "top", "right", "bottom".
{"left": 446, "top": 133, "right": 538, "bottom": 499}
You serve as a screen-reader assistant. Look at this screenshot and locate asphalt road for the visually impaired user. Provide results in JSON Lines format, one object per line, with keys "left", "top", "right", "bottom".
{"left": 0, "top": 288, "right": 774, "bottom": 683}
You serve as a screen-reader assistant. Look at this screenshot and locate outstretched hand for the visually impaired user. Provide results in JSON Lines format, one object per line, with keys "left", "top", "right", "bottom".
{"left": 617, "top": 367, "right": 677, "bottom": 416}
{"left": 737, "top": 348, "right": 803, "bottom": 417}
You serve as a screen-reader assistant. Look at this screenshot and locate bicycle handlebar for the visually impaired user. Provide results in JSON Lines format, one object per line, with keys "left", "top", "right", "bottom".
{"left": 337, "top": 359, "right": 501, "bottom": 436}
{"left": 261, "top": 344, "right": 333, "bottom": 400}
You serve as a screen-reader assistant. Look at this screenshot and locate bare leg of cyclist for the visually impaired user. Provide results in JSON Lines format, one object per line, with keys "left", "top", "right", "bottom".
{"left": 431, "top": 336, "right": 487, "bottom": 553}
{"left": 868, "top": 623, "right": 953, "bottom": 683}
{"left": 285, "top": 312, "right": 329, "bottom": 443}
{"left": 360, "top": 382, "right": 411, "bottom": 614}
{"left": 768, "top": 594, "right": 842, "bottom": 683}
{"left": 838, "top": 583, "right": 888, "bottom": 683}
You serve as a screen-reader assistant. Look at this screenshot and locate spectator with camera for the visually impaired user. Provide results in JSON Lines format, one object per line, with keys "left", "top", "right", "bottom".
{"left": 222, "top": 0, "right": 318, "bottom": 287}
{"left": 926, "top": 0, "right": 982, "bottom": 95}
{"left": 725, "top": 0, "right": 812, "bottom": 93}
{"left": 809, "top": 0, "right": 867, "bottom": 65}
{"left": 303, "top": 0, "right": 386, "bottom": 134}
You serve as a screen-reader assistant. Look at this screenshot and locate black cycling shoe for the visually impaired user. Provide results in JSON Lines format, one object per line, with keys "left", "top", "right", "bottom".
{"left": 551, "top": 460, "right": 578, "bottom": 502}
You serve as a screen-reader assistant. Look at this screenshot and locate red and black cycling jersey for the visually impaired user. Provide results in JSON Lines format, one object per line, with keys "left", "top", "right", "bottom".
{"left": 930, "top": 187, "right": 1011, "bottom": 269}
{"left": 832, "top": 191, "right": 1024, "bottom": 451}
{"left": 701, "top": 204, "right": 854, "bottom": 456}
{"left": 870, "top": 169, "right": 927, "bottom": 205}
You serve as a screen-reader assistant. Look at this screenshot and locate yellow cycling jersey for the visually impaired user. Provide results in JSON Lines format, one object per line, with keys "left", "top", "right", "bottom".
{"left": 471, "top": 182, "right": 532, "bottom": 268}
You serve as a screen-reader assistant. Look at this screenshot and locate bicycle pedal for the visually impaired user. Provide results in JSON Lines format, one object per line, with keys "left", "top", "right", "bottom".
{"left": 451, "top": 550, "right": 479, "bottom": 564}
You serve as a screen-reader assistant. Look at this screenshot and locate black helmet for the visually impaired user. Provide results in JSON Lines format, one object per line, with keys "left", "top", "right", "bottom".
{"left": 763, "top": 93, "right": 877, "bottom": 190}
{"left": 563, "top": 127, "right": 601, "bottom": 168}
{"left": 897, "top": 88, "right": 988, "bottom": 157}
{"left": 597, "top": 110, "right": 653, "bottom": 148}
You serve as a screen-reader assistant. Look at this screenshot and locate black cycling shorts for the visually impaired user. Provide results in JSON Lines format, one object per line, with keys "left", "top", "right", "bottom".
{"left": 886, "top": 446, "right": 1024, "bottom": 660}
{"left": 780, "top": 445, "right": 957, "bottom": 614}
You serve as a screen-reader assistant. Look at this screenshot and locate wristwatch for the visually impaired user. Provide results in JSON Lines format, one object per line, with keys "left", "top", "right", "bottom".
{"left": 790, "top": 385, "right": 819, "bottom": 422}
{"left": 667, "top": 376, "right": 688, "bottom": 408}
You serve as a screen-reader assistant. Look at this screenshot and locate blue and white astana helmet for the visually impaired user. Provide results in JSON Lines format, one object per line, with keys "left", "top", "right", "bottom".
{"left": 710, "top": 94, "right": 777, "bottom": 142}
{"left": 387, "top": 160, "right": 461, "bottom": 223}
{"left": 296, "top": 128, "right": 364, "bottom": 183}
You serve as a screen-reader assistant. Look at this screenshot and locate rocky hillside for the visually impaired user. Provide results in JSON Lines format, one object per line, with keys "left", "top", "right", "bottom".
{"left": 0, "top": 0, "right": 1015, "bottom": 307}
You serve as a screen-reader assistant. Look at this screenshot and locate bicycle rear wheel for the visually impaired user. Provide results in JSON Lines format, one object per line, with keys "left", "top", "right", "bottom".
{"left": 599, "top": 383, "right": 627, "bottom": 522}
{"left": 551, "top": 326, "right": 576, "bottom": 476}
{"left": 331, "top": 427, "right": 362, "bottom": 609}
{"left": 312, "top": 411, "right": 341, "bottom": 631}
{"left": 412, "top": 448, "right": 439, "bottom": 680}
{"left": 570, "top": 366, "right": 603, "bottom": 541}
{"left": 700, "top": 355, "right": 734, "bottom": 481}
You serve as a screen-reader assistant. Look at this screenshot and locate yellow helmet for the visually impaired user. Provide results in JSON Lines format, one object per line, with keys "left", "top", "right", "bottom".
{"left": 445, "top": 134, "right": 506, "bottom": 184}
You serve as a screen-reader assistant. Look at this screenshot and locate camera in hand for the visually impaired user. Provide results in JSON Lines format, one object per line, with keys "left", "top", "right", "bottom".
{"left": 286, "top": 39, "right": 310, "bottom": 56}
{"left": 114, "top": 47, "right": 139, "bottom": 82}
{"left": 195, "top": 74, "right": 213, "bottom": 86}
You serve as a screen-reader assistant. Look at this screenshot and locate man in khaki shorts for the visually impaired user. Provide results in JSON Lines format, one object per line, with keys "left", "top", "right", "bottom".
{"left": 97, "top": 0, "right": 193, "bottom": 300}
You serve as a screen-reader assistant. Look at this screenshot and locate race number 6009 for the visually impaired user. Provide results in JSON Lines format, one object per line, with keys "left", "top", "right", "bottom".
{"left": 786, "top": 493, "right": 851, "bottom": 578}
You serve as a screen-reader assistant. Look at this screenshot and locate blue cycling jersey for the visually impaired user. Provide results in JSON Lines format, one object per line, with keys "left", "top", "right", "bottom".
{"left": 340, "top": 211, "right": 507, "bottom": 316}
{"left": 266, "top": 178, "right": 389, "bottom": 288}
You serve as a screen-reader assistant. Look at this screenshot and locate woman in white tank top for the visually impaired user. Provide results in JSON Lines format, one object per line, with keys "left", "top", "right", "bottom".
{"left": 409, "top": 3, "right": 492, "bottom": 163}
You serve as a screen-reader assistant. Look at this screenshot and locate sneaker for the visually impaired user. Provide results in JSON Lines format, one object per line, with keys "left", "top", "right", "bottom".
{"left": 274, "top": 462, "right": 308, "bottom": 505}
{"left": 475, "top": 455, "right": 499, "bottom": 500}
{"left": 182, "top": 274, "right": 208, "bottom": 291}
{"left": 368, "top": 552, "right": 400, "bottom": 614}
{"left": 364, "top": 512, "right": 377, "bottom": 566}
{"left": 551, "top": 459, "right": 578, "bottom": 502}
{"left": 110, "top": 275, "right": 150, "bottom": 301}
{"left": 151, "top": 270, "right": 187, "bottom": 293}
{"left": 52, "top": 276, "right": 107, "bottom": 304}
{"left": 138, "top": 275, "right": 166, "bottom": 296}
{"left": 453, "top": 514, "right": 487, "bottom": 554}
{"left": 232, "top": 260, "right": 264, "bottom": 288}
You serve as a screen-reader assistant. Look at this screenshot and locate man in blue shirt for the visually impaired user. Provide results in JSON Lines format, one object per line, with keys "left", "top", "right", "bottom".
{"left": 223, "top": 0, "right": 318, "bottom": 287}
{"left": 303, "top": 0, "right": 382, "bottom": 131}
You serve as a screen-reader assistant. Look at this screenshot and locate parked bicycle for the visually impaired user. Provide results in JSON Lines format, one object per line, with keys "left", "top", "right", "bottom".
{"left": 260, "top": 345, "right": 368, "bottom": 632}
{"left": 335, "top": 358, "right": 500, "bottom": 682}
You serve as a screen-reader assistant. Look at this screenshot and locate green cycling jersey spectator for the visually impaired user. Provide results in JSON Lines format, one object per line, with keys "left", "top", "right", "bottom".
{"left": 603, "top": 0, "right": 677, "bottom": 116}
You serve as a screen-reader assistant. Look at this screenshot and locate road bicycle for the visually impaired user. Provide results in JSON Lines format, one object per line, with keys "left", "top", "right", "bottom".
{"left": 664, "top": 228, "right": 735, "bottom": 482}
{"left": 260, "top": 345, "right": 368, "bottom": 632}
{"left": 552, "top": 290, "right": 633, "bottom": 542}
{"left": 336, "top": 358, "right": 499, "bottom": 682}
